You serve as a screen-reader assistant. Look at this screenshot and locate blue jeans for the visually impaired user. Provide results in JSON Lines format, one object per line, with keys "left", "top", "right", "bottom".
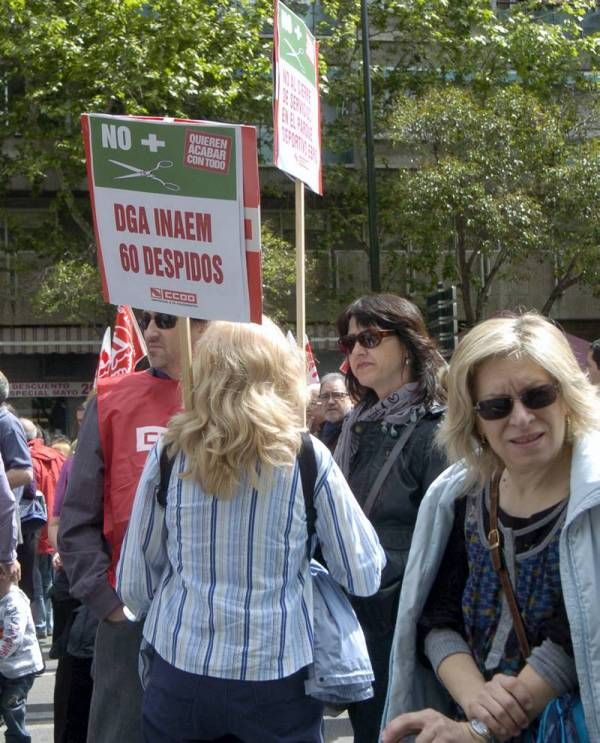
{"left": 0, "top": 672, "right": 35, "bottom": 743}
{"left": 32, "top": 554, "right": 53, "bottom": 636}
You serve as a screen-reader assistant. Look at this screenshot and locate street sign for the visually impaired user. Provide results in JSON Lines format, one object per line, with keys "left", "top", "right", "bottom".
{"left": 10, "top": 382, "right": 93, "bottom": 398}
{"left": 81, "top": 113, "right": 262, "bottom": 323}
{"left": 273, "top": 0, "right": 322, "bottom": 195}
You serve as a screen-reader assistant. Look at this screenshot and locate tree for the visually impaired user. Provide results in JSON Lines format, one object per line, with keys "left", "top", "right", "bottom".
{"left": 386, "top": 85, "right": 600, "bottom": 324}
{"left": 0, "top": 0, "right": 273, "bottom": 320}
{"left": 317, "top": 0, "right": 600, "bottom": 321}
{"left": 539, "top": 148, "right": 600, "bottom": 314}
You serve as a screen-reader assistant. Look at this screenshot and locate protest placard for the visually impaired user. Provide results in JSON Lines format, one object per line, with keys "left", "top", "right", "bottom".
{"left": 273, "top": 0, "right": 322, "bottom": 195}
{"left": 81, "top": 113, "right": 262, "bottom": 323}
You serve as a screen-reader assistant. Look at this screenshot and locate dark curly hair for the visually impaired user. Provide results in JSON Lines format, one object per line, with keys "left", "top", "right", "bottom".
{"left": 336, "top": 293, "right": 446, "bottom": 407}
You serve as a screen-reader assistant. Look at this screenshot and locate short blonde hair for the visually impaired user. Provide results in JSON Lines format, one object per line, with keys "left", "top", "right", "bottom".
{"left": 437, "top": 313, "right": 600, "bottom": 488}
{"left": 163, "top": 320, "right": 306, "bottom": 498}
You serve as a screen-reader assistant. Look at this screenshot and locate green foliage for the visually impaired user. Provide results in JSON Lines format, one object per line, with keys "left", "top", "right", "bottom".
{"left": 34, "top": 259, "right": 114, "bottom": 325}
{"left": 317, "top": 0, "right": 600, "bottom": 321}
{"left": 261, "top": 223, "right": 325, "bottom": 325}
{"left": 261, "top": 224, "right": 298, "bottom": 325}
{"left": 387, "top": 85, "right": 600, "bottom": 322}
{"left": 1, "top": 0, "right": 273, "bottom": 320}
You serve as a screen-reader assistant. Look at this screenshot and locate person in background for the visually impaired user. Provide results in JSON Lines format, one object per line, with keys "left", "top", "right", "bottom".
{"left": 49, "top": 456, "right": 95, "bottom": 743}
{"left": 0, "top": 455, "right": 19, "bottom": 585}
{"left": 0, "top": 373, "right": 33, "bottom": 499}
{"left": 58, "top": 312, "right": 206, "bottom": 743}
{"left": 586, "top": 339, "right": 600, "bottom": 387}
{"left": 74, "top": 406, "right": 86, "bottom": 431}
{"left": 317, "top": 372, "right": 353, "bottom": 452}
{"left": 334, "top": 293, "right": 447, "bottom": 743}
{"left": 0, "top": 567, "right": 44, "bottom": 743}
{"left": 117, "top": 319, "right": 385, "bottom": 743}
{"left": 50, "top": 437, "right": 73, "bottom": 459}
{"left": 383, "top": 313, "right": 600, "bottom": 742}
{"left": 20, "top": 419, "right": 66, "bottom": 640}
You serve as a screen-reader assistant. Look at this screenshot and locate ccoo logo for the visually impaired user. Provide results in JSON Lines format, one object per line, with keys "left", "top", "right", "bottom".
{"left": 136, "top": 426, "right": 167, "bottom": 452}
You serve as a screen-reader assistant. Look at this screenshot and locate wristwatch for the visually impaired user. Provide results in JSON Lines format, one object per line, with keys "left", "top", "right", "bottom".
{"left": 469, "top": 719, "right": 493, "bottom": 741}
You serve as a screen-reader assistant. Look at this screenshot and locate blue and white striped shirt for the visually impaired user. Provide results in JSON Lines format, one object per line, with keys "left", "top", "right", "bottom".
{"left": 116, "top": 435, "right": 385, "bottom": 681}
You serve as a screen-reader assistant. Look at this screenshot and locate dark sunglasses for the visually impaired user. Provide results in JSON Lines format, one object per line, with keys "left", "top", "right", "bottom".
{"left": 474, "top": 383, "right": 559, "bottom": 421}
{"left": 139, "top": 312, "right": 178, "bottom": 332}
{"left": 337, "top": 328, "right": 396, "bottom": 355}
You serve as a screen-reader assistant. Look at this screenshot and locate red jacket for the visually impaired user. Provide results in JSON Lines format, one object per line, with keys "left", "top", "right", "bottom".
{"left": 27, "top": 439, "right": 66, "bottom": 554}
{"left": 97, "top": 371, "right": 182, "bottom": 585}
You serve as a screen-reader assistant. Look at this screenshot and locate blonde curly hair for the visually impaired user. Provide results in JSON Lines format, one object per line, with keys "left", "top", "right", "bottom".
{"left": 437, "top": 313, "right": 600, "bottom": 489}
{"left": 163, "top": 320, "right": 306, "bottom": 498}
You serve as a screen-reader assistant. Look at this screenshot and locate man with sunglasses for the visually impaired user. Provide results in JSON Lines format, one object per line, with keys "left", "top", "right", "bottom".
{"left": 58, "top": 311, "right": 206, "bottom": 743}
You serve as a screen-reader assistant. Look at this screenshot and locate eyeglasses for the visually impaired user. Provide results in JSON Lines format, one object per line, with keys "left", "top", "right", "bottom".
{"left": 474, "top": 383, "right": 559, "bottom": 421}
{"left": 337, "top": 328, "right": 396, "bottom": 355}
{"left": 318, "top": 391, "right": 349, "bottom": 401}
{"left": 139, "top": 312, "right": 178, "bottom": 332}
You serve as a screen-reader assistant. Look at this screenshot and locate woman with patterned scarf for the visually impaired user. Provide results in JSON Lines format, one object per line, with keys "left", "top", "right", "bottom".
{"left": 334, "top": 293, "right": 448, "bottom": 743}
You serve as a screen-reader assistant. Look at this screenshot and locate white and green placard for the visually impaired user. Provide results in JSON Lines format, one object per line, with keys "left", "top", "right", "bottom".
{"left": 81, "top": 113, "right": 262, "bottom": 322}
{"left": 273, "top": 0, "right": 322, "bottom": 195}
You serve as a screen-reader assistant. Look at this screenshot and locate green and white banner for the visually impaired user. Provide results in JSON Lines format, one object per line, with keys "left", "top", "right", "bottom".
{"left": 82, "top": 113, "right": 262, "bottom": 322}
{"left": 273, "top": 0, "right": 322, "bottom": 195}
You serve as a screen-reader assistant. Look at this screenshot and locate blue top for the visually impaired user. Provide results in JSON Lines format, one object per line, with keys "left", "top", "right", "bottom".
{"left": 117, "top": 435, "right": 385, "bottom": 681}
{"left": 0, "top": 456, "right": 17, "bottom": 563}
{"left": 0, "top": 407, "right": 31, "bottom": 474}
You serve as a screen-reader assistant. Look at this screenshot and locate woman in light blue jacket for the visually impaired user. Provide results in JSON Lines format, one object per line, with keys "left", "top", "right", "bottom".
{"left": 382, "top": 313, "right": 600, "bottom": 743}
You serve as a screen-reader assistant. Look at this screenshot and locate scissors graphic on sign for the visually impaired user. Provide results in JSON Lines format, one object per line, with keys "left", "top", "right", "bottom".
{"left": 109, "top": 159, "right": 180, "bottom": 192}
{"left": 283, "top": 38, "right": 307, "bottom": 73}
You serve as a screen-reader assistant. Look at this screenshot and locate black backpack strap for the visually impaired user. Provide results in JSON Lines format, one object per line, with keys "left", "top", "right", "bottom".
{"left": 298, "top": 432, "right": 318, "bottom": 540}
{"left": 155, "top": 444, "right": 175, "bottom": 509}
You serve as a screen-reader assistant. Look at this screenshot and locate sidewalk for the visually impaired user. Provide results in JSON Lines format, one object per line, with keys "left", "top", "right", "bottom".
{"left": 29, "top": 637, "right": 54, "bottom": 743}
{"left": 27, "top": 637, "right": 354, "bottom": 743}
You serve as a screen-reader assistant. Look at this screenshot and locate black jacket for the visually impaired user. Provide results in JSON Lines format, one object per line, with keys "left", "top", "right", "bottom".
{"left": 347, "top": 410, "right": 446, "bottom": 632}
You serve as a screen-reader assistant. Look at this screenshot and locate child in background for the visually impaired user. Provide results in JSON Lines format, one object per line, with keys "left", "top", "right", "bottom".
{"left": 0, "top": 570, "right": 43, "bottom": 742}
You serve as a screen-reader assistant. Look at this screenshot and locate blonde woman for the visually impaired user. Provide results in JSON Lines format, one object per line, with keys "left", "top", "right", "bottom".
{"left": 117, "top": 320, "right": 385, "bottom": 743}
{"left": 382, "top": 313, "right": 600, "bottom": 742}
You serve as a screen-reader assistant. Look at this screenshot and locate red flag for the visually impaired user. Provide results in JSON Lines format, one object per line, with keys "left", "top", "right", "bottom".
{"left": 93, "top": 327, "right": 112, "bottom": 389}
{"left": 304, "top": 335, "right": 320, "bottom": 385}
{"left": 109, "top": 305, "right": 147, "bottom": 376}
{"left": 286, "top": 331, "right": 320, "bottom": 384}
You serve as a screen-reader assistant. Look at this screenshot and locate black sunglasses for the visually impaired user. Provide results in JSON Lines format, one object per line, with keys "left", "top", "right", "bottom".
{"left": 338, "top": 328, "right": 396, "bottom": 355}
{"left": 139, "top": 312, "right": 178, "bottom": 332}
{"left": 474, "top": 383, "right": 559, "bottom": 421}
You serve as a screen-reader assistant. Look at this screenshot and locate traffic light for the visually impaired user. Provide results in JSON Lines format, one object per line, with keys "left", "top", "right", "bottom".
{"left": 426, "top": 284, "right": 458, "bottom": 358}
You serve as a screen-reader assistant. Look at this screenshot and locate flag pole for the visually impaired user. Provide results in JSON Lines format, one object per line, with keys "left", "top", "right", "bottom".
{"left": 295, "top": 178, "right": 307, "bottom": 428}
{"left": 178, "top": 318, "right": 193, "bottom": 412}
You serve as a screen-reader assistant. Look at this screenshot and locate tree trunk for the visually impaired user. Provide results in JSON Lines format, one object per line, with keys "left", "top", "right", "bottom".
{"left": 540, "top": 274, "right": 581, "bottom": 316}
{"left": 455, "top": 219, "right": 474, "bottom": 326}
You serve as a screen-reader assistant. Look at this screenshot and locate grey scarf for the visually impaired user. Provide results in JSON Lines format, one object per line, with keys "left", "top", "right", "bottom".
{"left": 334, "top": 382, "right": 422, "bottom": 477}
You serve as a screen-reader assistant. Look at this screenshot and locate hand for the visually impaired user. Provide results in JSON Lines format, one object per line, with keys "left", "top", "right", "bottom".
{"left": 0, "top": 560, "right": 20, "bottom": 582}
{"left": 106, "top": 605, "right": 127, "bottom": 623}
{"left": 52, "top": 552, "right": 62, "bottom": 570}
{"left": 464, "top": 673, "right": 533, "bottom": 740}
{"left": 382, "top": 709, "right": 473, "bottom": 743}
